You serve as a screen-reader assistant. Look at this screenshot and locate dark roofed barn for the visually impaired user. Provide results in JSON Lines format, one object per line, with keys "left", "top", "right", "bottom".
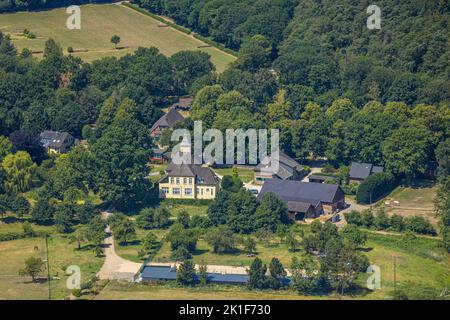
{"left": 257, "top": 179, "right": 345, "bottom": 219}
{"left": 254, "top": 151, "right": 306, "bottom": 184}
{"left": 349, "top": 162, "right": 384, "bottom": 182}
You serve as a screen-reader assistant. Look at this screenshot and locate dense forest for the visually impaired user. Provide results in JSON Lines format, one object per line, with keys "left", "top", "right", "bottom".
{"left": 0, "top": 0, "right": 115, "bottom": 12}
{"left": 134, "top": 0, "right": 449, "bottom": 108}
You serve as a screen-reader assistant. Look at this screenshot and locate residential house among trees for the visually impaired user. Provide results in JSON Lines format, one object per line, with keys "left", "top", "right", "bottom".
{"left": 149, "top": 108, "right": 184, "bottom": 139}
{"left": 170, "top": 97, "right": 193, "bottom": 111}
{"left": 349, "top": 162, "right": 384, "bottom": 183}
{"left": 159, "top": 163, "right": 219, "bottom": 199}
{"left": 257, "top": 180, "right": 345, "bottom": 220}
{"left": 254, "top": 151, "right": 306, "bottom": 185}
{"left": 39, "top": 130, "right": 74, "bottom": 154}
{"left": 149, "top": 147, "right": 169, "bottom": 164}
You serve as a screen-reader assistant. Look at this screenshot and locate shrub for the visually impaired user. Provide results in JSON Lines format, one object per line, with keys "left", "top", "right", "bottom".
{"left": 67, "top": 46, "right": 74, "bottom": 53}
{"left": 404, "top": 215, "right": 436, "bottom": 235}
{"left": 374, "top": 209, "right": 390, "bottom": 230}
{"left": 341, "top": 183, "right": 359, "bottom": 195}
{"left": 344, "top": 210, "right": 362, "bottom": 226}
{"left": 360, "top": 209, "right": 374, "bottom": 228}
{"left": 71, "top": 289, "right": 82, "bottom": 297}
{"left": 390, "top": 214, "right": 405, "bottom": 232}
{"left": 0, "top": 232, "right": 25, "bottom": 242}
{"left": 22, "top": 222, "right": 36, "bottom": 237}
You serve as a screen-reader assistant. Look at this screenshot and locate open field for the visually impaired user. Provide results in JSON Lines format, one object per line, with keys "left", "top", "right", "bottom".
{"left": 0, "top": 220, "right": 104, "bottom": 300}
{"left": 1, "top": 214, "right": 448, "bottom": 299}
{"left": 0, "top": 3, "right": 235, "bottom": 71}
{"left": 378, "top": 181, "right": 438, "bottom": 226}
{"left": 95, "top": 281, "right": 330, "bottom": 300}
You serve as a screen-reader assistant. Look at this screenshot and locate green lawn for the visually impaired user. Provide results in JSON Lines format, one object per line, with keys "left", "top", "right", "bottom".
{"left": 213, "top": 167, "right": 255, "bottom": 183}
{"left": 0, "top": 223, "right": 104, "bottom": 300}
{"left": 363, "top": 233, "right": 450, "bottom": 299}
{"left": 0, "top": 3, "right": 235, "bottom": 72}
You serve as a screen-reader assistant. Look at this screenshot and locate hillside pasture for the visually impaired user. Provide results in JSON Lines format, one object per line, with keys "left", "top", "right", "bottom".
{"left": 0, "top": 3, "right": 235, "bottom": 71}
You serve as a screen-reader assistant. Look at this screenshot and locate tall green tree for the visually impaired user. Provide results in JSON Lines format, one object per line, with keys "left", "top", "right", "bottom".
{"left": 2, "top": 151, "right": 37, "bottom": 193}
{"left": 91, "top": 117, "right": 152, "bottom": 209}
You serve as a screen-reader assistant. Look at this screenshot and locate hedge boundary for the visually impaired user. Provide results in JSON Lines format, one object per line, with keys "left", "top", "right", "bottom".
{"left": 122, "top": 2, "right": 238, "bottom": 57}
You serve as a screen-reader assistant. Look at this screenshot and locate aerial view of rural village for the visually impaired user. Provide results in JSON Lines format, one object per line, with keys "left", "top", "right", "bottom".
{"left": 0, "top": 0, "right": 448, "bottom": 305}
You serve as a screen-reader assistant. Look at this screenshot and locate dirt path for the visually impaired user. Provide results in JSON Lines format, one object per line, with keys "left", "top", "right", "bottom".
{"left": 97, "top": 214, "right": 142, "bottom": 281}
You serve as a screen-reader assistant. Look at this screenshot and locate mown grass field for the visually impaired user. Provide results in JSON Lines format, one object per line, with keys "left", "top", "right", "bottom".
{"left": 0, "top": 3, "right": 235, "bottom": 71}
{"left": 377, "top": 181, "right": 438, "bottom": 226}
{"left": 0, "top": 219, "right": 104, "bottom": 300}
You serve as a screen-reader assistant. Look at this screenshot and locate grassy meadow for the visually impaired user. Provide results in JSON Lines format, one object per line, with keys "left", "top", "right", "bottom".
{"left": 0, "top": 3, "right": 235, "bottom": 71}
{"left": 0, "top": 219, "right": 104, "bottom": 300}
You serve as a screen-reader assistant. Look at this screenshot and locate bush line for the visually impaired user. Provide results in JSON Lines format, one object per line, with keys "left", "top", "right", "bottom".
{"left": 123, "top": 2, "right": 238, "bottom": 57}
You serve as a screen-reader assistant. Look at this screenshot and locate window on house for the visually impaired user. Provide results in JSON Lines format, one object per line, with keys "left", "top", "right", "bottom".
{"left": 173, "top": 188, "right": 180, "bottom": 195}
{"left": 185, "top": 188, "right": 192, "bottom": 196}
{"left": 183, "top": 178, "right": 187, "bottom": 184}
{"left": 176, "top": 178, "right": 180, "bottom": 184}
{"left": 162, "top": 187, "right": 169, "bottom": 194}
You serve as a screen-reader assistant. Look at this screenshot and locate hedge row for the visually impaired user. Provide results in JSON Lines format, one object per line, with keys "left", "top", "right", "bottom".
{"left": 356, "top": 172, "right": 397, "bottom": 204}
{"left": 192, "top": 34, "right": 238, "bottom": 56}
{"left": 160, "top": 198, "right": 213, "bottom": 206}
{"left": 344, "top": 210, "right": 436, "bottom": 236}
{"left": 0, "top": 0, "right": 115, "bottom": 13}
{"left": 122, "top": 2, "right": 192, "bottom": 35}
{"left": 124, "top": 2, "right": 238, "bottom": 57}
{"left": 0, "top": 232, "right": 26, "bottom": 242}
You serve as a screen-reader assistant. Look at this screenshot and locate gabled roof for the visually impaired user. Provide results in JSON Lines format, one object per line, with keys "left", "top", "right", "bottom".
{"left": 171, "top": 97, "right": 193, "bottom": 109}
{"left": 349, "top": 162, "right": 384, "bottom": 180}
{"left": 255, "top": 151, "right": 303, "bottom": 180}
{"left": 257, "top": 179, "right": 342, "bottom": 205}
{"left": 39, "top": 130, "right": 72, "bottom": 148}
{"left": 166, "top": 163, "right": 195, "bottom": 177}
{"left": 191, "top": 166, "right": 219, "bottom": 186}
{"left": 150, "top": 108, "right": 184, "bottom": 132}
{"left": 165, "top": 163, "right": 219, "bottom": 186}
{"left": 286, "top": 201, "right": 315, "bottom": 213}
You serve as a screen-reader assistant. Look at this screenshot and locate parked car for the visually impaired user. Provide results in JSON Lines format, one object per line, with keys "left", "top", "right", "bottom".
{"left": 250, "top": 189, "right": 259, "bottom": 195}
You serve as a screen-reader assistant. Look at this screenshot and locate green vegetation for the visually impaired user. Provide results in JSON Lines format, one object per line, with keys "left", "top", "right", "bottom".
{"left": 0, "top": 222, "right": 104, "bottom": 300}
{"left": 0, "top": 0, "right": 448, "bottom": 301}
{"left": 0, "top": 3, "right": 235, "bottom": 71}
{"left": 213, "top": 167, "right": 255, "bottom": 183}
{"left": 134, "top": 0, "right": 448, "bottom": 108}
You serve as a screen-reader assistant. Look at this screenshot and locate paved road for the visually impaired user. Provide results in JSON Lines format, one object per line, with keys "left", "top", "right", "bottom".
{"left": 97, "top": 213, "right": 142, "bottom": 281}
